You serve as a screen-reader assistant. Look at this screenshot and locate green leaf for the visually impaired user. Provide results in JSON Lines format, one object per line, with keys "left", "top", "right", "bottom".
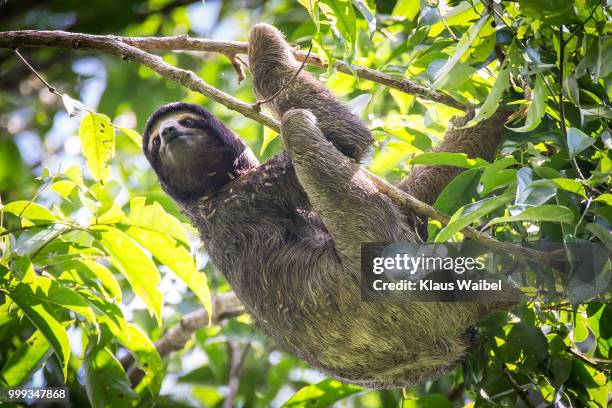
{"left": 51, "top": 180, "right": 76, "bottom": 199}
{"left": 90, "top": 225, "right": 162, "bottom": 324}
{"left": 74, "top": 259, "right": 122, "bottom": 302}
{"left": 392, "top": 0, "right": 419, "bottom": 20}
{"left": 79, "top": 113, "right": 115, "bottom": 184}
{"left": 461, "top": 44, "right": 514, "bottom": 128}
{"left": 431, "top": 13, "right": 491, "bottom": 89}
{"left": 115, "top": 323, "right": 163, "bottom": 396}
{"left": 516, "top": 168, "right": 556, "bottom": 206}
{"left": 119, "top": 127, "right": 143, "bottom": 146}
{"left": 529, "top": 178, "right": 586, "bottom": 198}
{"left": 2, "top": 201, "right": 55, "bottom": 225}
{"left": 479, "top": 156, "right": 518, "bottom": 196}
{"left": 567, "top": 127, "right": 595, "bottom": 158}
{"left": 7, "top": 283, "right": 71, "bottom": 379}
{"left": 585, "top": 223, "right": 612, "bottom": 252}
{"left": 122, "top": 225, "right": 211, "bottom": 320}
{"left": 319, "top": 0, "right": 357, "bottom": 57}
{"left": 83, "top": 346, "right": 139, "bottom": 408}
{"left": 594, "top": 194, "right": 612, "bottom": 206}
{"left": 517, "top": 0, "right": 577, "bottom": 24}
{"left": 506, "top": 323, "right": 548, "bottom": 369}
{"left": 435, "top": 194, "right": 514, "bottom": 242}
{"left": 351, "top": 0, "right": 376, "bottom": 35}
{"left": 281, "top": 378, "right": 362, "bottom": 408}
{"left": 1, "top": 330, "right": 51, "bottom": 386}
{"left": 124, "top": 200, "right": 209, "bottom": 314}
{"left": 485, "top": 205, "right": 575, "bottom": 227}
{"left": 32, "top": 276, "right": 98, "bottom": 325}
{"left": 411, "top": 152, "right": 489, "bottom": 168}
{"left": 433, "top": 168, "right": 482, "bottom": 215}
{"left": 260, "top": 127, "right": 278, "bottom": 155}
{"left": 507, "top": 74, "right": 549, "bottom": 133}
{"left": 77, "top": 289, "right": 127, "bottom": 336}
{"left": 65, "top": 165, "right": 84, "bottom": 186}
{"left": 404, "top": 394, "right": 454, "bottom": 408}
{"left": 564, "top": 75, "right": 580, "bottom": 107}
{"left": 126, "top": 197, "right": 189, "bottom": 245}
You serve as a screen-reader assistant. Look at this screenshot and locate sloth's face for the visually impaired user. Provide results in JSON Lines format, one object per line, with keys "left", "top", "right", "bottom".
{"left": 144, "top": 108, "right": 240, "bottom": 200}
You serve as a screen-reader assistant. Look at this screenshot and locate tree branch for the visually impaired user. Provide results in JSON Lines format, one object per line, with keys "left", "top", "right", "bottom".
{"left": 0, "top": 30, "right": 470, "bottom": 110}
{"left": 122, "top": 291, "right": 244, "bottom": 384}
{"left": 0, "top": 30, "right": 280, "bottom": 131}
{"left": 224, "top": 341, "right": 251, "bottom": 408}
{"left": 156, "top": 292, "right": 244, "bottom": 357}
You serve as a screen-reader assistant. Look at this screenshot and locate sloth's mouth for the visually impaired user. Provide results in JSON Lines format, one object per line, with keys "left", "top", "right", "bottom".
{"left": 166, "top": 132, "right": 191, "bottom": 146}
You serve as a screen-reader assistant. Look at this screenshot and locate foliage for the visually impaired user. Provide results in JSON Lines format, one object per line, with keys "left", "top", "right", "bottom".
{"left": 0, "top": 0, "right": 611, "bottom": 407}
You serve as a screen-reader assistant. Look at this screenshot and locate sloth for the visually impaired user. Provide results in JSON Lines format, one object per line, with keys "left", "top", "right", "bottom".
{"left": 143, "top": 23, "right": 512, "bottom": 388}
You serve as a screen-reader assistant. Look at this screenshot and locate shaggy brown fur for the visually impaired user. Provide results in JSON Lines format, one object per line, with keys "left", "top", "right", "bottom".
{"left": 143, "top": 23, "right": 514, "bottom": 388}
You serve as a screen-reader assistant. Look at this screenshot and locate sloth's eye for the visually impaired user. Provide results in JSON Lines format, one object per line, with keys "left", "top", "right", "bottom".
{"left": 153, "top": 137, "right": 161, "bottom": 149}
{"left": 183, "top": 118, "right": 194, "bottom": 127}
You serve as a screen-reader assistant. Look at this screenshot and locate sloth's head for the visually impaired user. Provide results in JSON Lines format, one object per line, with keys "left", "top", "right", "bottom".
{"left": 143, "top": 102, "right": 258, "bottom": 201}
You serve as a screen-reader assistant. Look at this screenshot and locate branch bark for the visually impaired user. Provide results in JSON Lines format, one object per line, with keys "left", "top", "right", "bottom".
{"left": 0, "top": 30, "right": 469, "bottom": 110}
{"left": 0, "top": 30, "right": 280, "bottom": 131}
{"left": 122, "top": 291, "right": 244, "bottom": 384}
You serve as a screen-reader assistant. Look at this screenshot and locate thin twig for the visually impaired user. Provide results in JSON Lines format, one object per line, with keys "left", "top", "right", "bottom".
{"left": 252, "top": 41, "right": 313, "bottom": 110}
{"left": 224, "top": 341, "right": 251, "bottom": 408}
{"left": 228, "top": 54, "right": 246, "bottom": 84}
{"left": 502, "top": 366, "right": 536, "bottom": 408}
{"left": 13, "top": 49, "right": 61, "bottom": 96}
{"left": 564, "top": 5, "right": 600, "bottom": 45}
{"left": 567, "top": 347, "right": 609, "bottom": 371}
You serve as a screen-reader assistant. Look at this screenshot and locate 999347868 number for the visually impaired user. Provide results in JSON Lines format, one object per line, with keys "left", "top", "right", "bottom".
{"left": 0, "top": 387, "right": 69, "bottom": 402}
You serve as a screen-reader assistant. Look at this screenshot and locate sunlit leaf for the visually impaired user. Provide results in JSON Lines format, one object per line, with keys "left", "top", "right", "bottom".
{"left": 83, "top": 346, "right": 139, "bottom": 408}
{"left": 411, "top": 152, "right": 489, "bottom": 168}
{"left": 479, "top": 156, "right": 518, "bottom": 196}
{"left": 351, "top": 0, "right": 375, "bottom": 35}
{"left": 318, "top": 0, "right": 357, "bottom": 57}
{"left": 79, "top": 113, "right": 115, "bottom": 184}
{"left": 115, "top": 323, "right": 163, "bottom": 396}
{"left": 435, "top": 194, "right": 514, "bottom": 242}
{"left": 7, "top": 283, "right": 71, "bottom": 379}
{"left": 1, "top": 330, "right": 51, "bottom": 386}
{"left": 347, "top": 93, "right": 371, "bottom": 116}
{"left": 123, "top": 198, "right": 210, "bottom": 317}
{"left": 32, "top": 276, "right": 98, "bottom": 325}
{"left": 529, "top": 178, "right": 586, "bottom": 198}
{"left": 392, "top": 0, "right": 419, "bottom": 20}
{"left": 485, "top": 205, "right": 575, "bottom": 227}
{"left": 90, "top": 225, "right": 162, "bottom": 324}
{"left": 120, "top": 127, "right": 143, "bottom": 146}
{"left": 62, "top": 93, "right": 89, "bottom": 117}
{"left": 2, "top": 201, "right": 55, "bottom": 225}
{"left": 281, "top": 378, "right": 362, "bottom": 407}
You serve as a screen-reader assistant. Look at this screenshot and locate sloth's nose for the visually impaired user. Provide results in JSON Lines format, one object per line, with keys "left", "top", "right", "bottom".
{"left": 161, "top": 125, "right": 179, "bottom": 142}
